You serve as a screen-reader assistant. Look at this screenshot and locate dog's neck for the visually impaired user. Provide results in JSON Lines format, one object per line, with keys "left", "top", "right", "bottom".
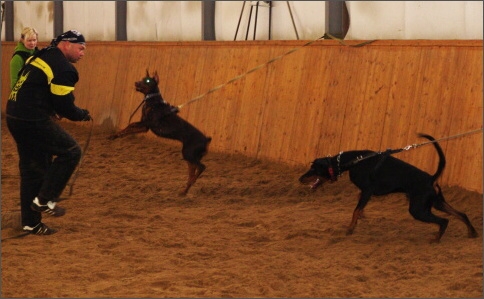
{"left": 144, "top": 92, "right": 161, "bottom": 101}
{"left": 334, "top": 151, "right": 379, "bottom": 175}
{"left": 143, "top": 90, "right": 170, "bottom": 106}
{"left": 326, "top": 152, "right": 344, "bottom": 180}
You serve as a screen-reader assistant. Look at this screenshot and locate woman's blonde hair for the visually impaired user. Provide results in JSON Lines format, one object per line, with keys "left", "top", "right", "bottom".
{"left": 20, "top": 27, "right": 38, "bottom": 40}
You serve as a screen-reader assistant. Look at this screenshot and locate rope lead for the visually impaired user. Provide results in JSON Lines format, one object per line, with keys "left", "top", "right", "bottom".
{"left": 66, "top": 118, "right": 94, "bottom": 197}
{"left": 413, "top": 128, "right": 483, "bottom": 148}
{"left": 176, "top": 34, "right": 377, "bottom": 110}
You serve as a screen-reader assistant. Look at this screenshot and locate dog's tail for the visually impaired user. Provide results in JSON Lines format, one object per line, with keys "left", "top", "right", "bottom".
{"left": 418, "top": 133, "right": 446, "bottom": 181}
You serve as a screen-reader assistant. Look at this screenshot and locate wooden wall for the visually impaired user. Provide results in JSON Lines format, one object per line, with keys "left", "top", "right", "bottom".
{"left": 2, "top": 40, "right": 482, "bottom": 193}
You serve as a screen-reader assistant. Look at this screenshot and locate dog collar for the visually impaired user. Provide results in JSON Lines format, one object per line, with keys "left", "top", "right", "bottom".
{"left": 328, "top": 166, "right": 336, "bottom": 181}
{"left": 326, "top": 156, "right": 338, "bottom": 181}
{"left": 336, "top": 151, "right": 343, "bottom": 177}
{"left": 144, "top": 92, "right": 161, "bottom": 101}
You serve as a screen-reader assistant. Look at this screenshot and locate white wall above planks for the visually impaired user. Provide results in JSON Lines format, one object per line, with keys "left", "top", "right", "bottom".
{"left": 2, "top": 1, "right": 482, "bottom": 42}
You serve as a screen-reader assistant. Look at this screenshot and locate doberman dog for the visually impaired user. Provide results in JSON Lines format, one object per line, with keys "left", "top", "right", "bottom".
{"left": 108, "top": 70, "right": 212, "bottom": 195}
{"left": 299, "top": 134, "right": 478, "bottom": 243}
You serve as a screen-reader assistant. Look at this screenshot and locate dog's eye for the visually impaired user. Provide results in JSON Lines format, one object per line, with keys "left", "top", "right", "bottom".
{"left": 144, "top": 78, "right": 151, "bottom": 84}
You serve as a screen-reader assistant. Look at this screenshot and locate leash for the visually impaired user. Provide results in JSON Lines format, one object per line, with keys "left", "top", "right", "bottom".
{"left": 322, "top": 33, "right": 377, "bottom": 48}
{"left": 128, "top": 100, "right": 145, "bottom": 124}
{"left": 125, "top": 34, "right": 376, "bottom": 117}
{"left": 175, "top": 34, "right": 377, "bottom": 110}
{"left": 342, "top": 128, "right": 483, "bottom": 168}
{"left": 66, "top": 118, "right": 94, "bottom": 197}
{"left": 1, "top": 231, "right": 30, "bottom": 242}
{"left": 406, "top": 128, "right": 483, "bottom": 150}
{"left": 3, "top": 116, "right": 95, "bottom": 197}
{"left": 127, "top": 92, "right": 162, "bottom": 124}
{"left": 1, "top": 208, "right": 30, "bottom": 241}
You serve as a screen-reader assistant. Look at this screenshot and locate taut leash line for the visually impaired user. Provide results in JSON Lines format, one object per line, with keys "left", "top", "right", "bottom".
{"left": 408, "top": 128, "right": 483, "bottom": 150}
{"left": 177, "top": 36, "right": 325, "bottom": 109}
{"left": 343, "top": 128, "right": 483, "bottom": 167}
{"left": 176, "top": 35, "right": 377, "bottom": 110}
{"left": 125, "top": 34, "right": 377, "bottom": 117}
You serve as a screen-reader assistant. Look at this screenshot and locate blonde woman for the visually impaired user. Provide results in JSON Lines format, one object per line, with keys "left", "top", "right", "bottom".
{"left": 10, "top": 27, "right": 39, "bottom": 89}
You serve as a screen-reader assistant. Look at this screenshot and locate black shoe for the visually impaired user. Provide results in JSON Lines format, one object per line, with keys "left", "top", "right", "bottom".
{"left": 23, "top": 223, "right": 58, "bottom": 235}
{"left": 31, "top": 197, "right": 66, "bottom": 216}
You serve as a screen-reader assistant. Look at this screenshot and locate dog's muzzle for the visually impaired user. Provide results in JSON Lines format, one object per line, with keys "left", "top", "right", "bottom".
{"left": 299, "top": 173, "right": 324, "bottom": 190}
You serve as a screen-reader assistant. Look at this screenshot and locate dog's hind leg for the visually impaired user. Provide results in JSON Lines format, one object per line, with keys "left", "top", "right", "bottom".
{"left": 408, "top": 194, "right": 449, "bottom": 243}
{"left": 432, "top": 185, "right": 478, "bottom": 238}
{"left": 195, "top": 163, "right": 206, "bottom": 178}
{"left": 180, "top": 143, "right": 209, "bottom": 195}
{"left": 180, "top": 162, "right": 200, "bottom": 196}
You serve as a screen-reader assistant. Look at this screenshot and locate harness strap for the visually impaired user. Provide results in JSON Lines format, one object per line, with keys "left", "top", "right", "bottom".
{"left": 342, "top": 152, "right": 380, "bottom": 168}
{"left": 340, "top": 148, "right": 403, "bottom": 172}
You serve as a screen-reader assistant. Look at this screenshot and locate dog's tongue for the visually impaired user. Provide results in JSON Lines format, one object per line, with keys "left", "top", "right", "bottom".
{"left": 310, "top": 178, "right": 322, "bottom": 189}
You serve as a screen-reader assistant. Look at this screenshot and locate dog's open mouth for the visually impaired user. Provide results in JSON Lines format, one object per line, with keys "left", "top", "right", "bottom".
{"left": 299, "top": 175, "right": 324, "bottom": 190}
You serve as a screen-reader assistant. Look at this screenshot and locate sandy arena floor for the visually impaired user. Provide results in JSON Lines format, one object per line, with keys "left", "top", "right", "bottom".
{"left": 1, "top": 117, "right": 482, "bottom": 298}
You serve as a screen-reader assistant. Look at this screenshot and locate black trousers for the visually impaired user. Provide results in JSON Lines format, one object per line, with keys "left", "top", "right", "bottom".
{"left": 6, "top": 117, "right": 81, "bottom": 227}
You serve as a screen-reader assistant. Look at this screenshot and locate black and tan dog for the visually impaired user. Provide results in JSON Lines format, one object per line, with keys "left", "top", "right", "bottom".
{"left": 299, "top": 134, "right": 477, "bottom": 243}
{"left": 109, "top": 70, "right": 211, "bottom": 195}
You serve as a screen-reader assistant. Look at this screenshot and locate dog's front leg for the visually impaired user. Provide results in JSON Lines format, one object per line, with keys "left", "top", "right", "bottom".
{"left": 347, "top": 191, "right": 371, "bottom": 235}
{"left": 347, "top": 208, "right": 364, "bottom": 235}
{"left": 108, "top": 122, "right": 149, "bottom": 140}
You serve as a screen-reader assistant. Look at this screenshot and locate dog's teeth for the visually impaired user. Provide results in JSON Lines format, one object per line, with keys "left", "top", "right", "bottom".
{"left": 311, "top": 178, "right": 321, "bottom": 189}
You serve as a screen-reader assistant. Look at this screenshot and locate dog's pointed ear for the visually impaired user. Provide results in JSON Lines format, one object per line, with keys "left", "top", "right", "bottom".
{"left": 146, "top": 69, "right": 150, "bottom": 77}
{"left": 154, "top": 71, "right": 159, "bottom": 84}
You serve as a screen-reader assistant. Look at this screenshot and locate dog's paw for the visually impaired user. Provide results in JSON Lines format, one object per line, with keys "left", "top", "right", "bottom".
{"left": 468, "top": 229, "right": 478, "bottom": 238}
{"left": 345, "top": 228, "right": 354, "bottom": 236}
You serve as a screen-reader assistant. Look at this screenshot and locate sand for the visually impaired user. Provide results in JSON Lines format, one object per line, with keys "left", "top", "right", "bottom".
{"left": 1, "top": 117, "right": 482, "bottom": 298}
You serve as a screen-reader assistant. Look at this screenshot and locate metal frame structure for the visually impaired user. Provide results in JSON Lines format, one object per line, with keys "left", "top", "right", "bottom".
{"left": 1, "top": 1, "right": 347, "bottom": 41}
{"left": 234, "top": 1, "right": 301, "bottom": 41}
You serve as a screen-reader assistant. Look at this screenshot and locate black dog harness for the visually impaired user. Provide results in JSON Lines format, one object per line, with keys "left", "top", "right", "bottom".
{"left": 329, "top": 148, "right": 404, "bottom": 181}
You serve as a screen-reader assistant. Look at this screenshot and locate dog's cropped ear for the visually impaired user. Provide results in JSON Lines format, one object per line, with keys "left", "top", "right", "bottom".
{"left": 153, "top": 71, "right": 159, "bottom": 84}
{"left": 145, "top": 69, "right": 150, "bottom": 77}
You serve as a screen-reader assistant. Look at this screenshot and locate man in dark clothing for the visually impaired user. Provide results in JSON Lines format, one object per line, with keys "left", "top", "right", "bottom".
{"left": 6, "top": 30, "right": 92, "bottom": 235}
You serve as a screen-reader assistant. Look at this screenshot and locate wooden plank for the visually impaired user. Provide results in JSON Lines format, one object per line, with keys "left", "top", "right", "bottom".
{"left": 231, "top": 45, "right": 274, "bottom": 157}
{"left": 1, "top": 40, "right": 481, "bottom": 192}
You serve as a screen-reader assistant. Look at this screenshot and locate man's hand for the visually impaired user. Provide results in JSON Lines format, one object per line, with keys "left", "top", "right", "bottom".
{"left": 82, "top": 109, "right": 92, "bottom": 121}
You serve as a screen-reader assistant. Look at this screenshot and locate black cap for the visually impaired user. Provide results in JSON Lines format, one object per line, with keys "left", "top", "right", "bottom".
{"left": 54, "top": 30, "right": 86, "bottom": 45}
